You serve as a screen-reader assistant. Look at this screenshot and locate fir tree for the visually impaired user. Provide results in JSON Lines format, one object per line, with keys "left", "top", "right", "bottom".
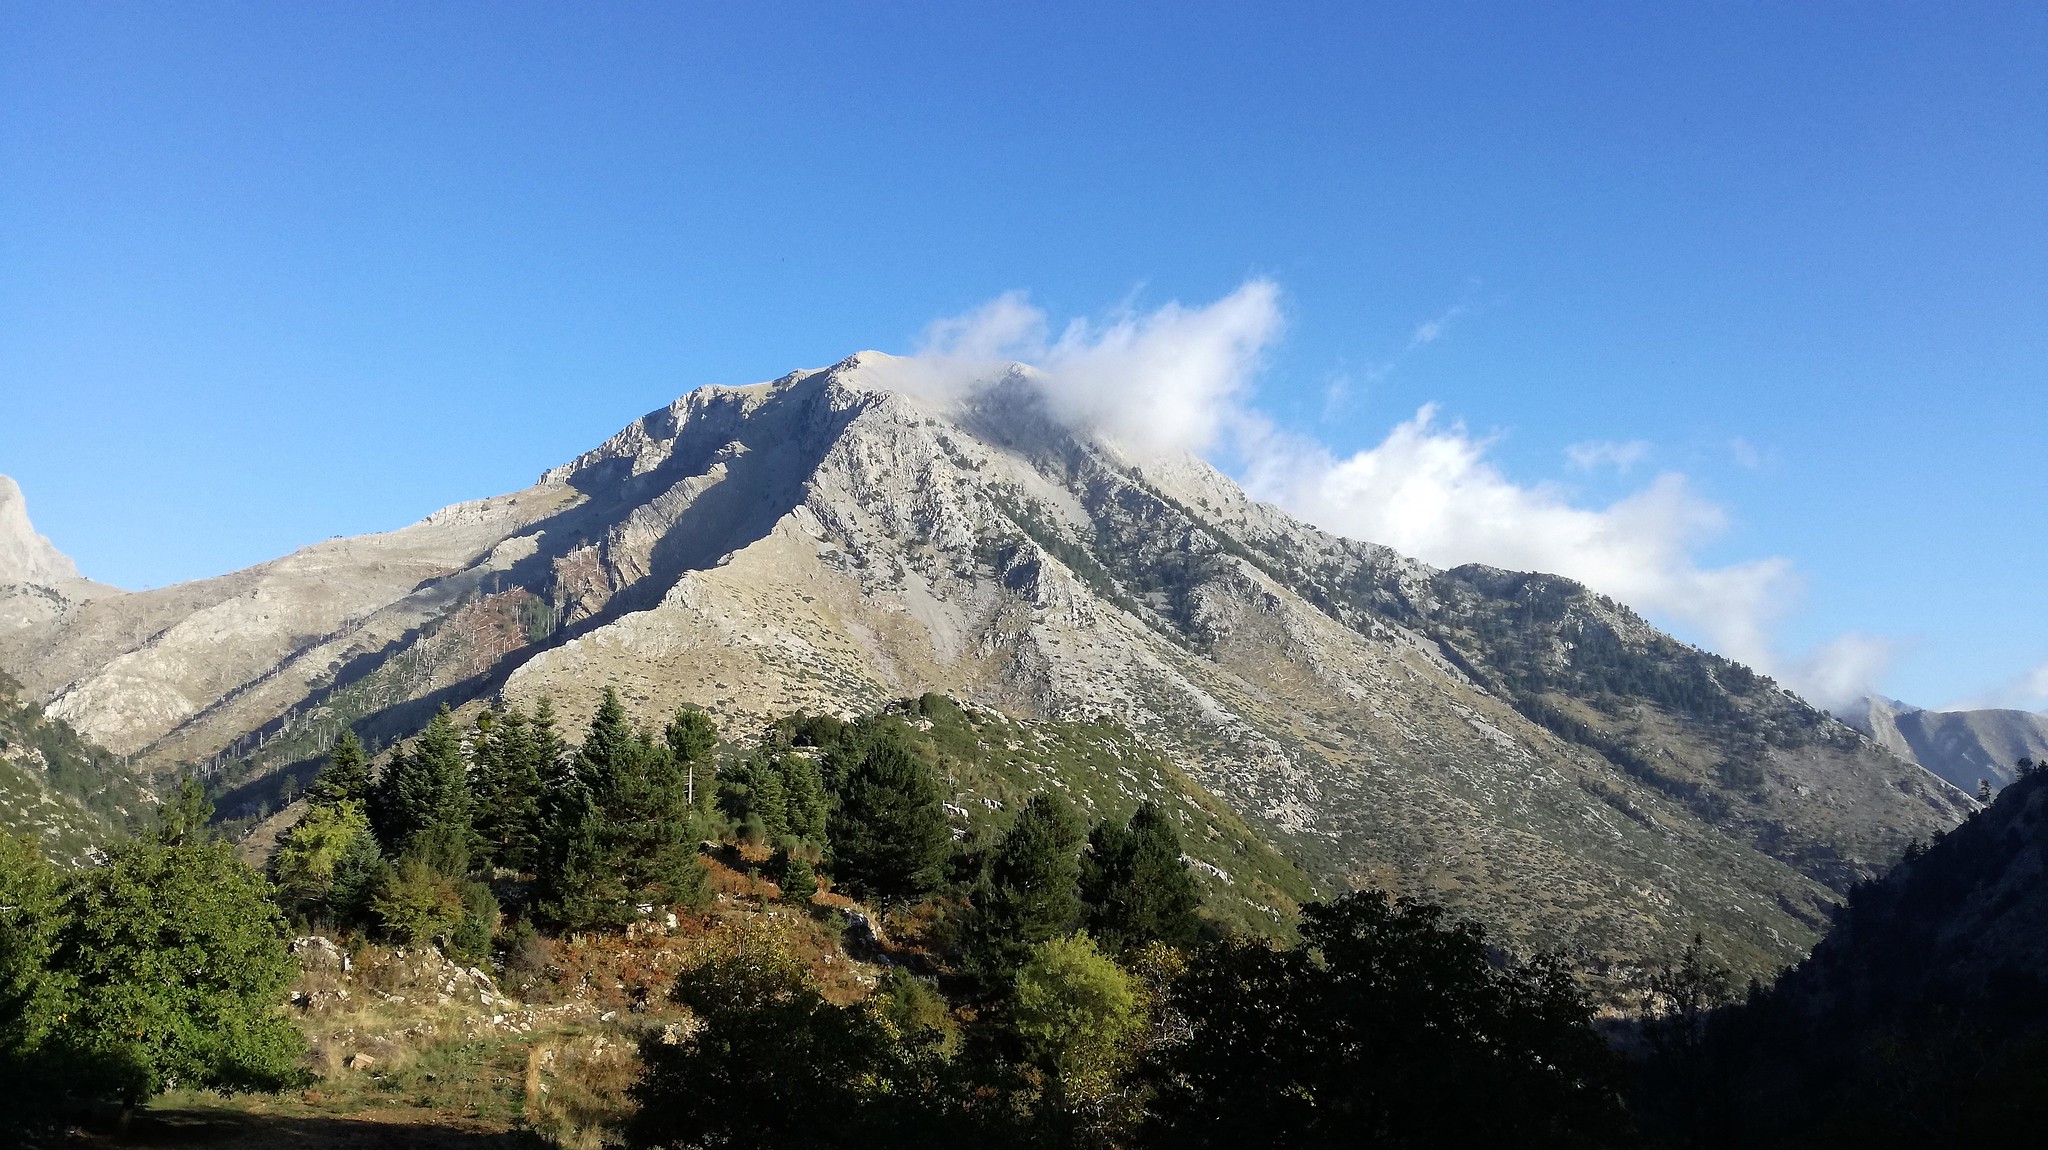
{"left": 473, "top": 705, "right": 544, "bottom": 872}
{"left": 370, "top": 705, "right": 474, "bottom": 873}
{"left": 534, "top": 690, "right": 708, "bottom": 928}
{"left": 533, "top": 772, "right": 623, "bottom": 930}
{"left": 665, "top": 707, "right": 718, "bottom": 813}
{"left": 306, "top": 730, "right": 371, "bottom": 810}
{"left": 531, "top": 696, "right": 569, "bottom": 785}
{"left": 1082, "top": 801, "right": 1202, "bottom": 951}
{"left": 827, "top": 737, "right": 952, "bottom": 906}
{"left": 779, "top": 752, "right": 830, "bottom": 845}
{"left": 719, "top": 753, "right": 790, "bottom": 842}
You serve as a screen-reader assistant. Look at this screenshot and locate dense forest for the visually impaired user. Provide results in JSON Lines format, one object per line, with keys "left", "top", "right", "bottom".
{"left": 3, "top": 692, "right": 2041, "bottom": 1147}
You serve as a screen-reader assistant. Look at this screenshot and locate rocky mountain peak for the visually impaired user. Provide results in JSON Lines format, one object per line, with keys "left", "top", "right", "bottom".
{"left": 0, "top": 474, "right": 84, "bottom": 587}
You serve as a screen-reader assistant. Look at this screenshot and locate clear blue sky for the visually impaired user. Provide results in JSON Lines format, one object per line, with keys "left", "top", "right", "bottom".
{"left": 2, "top": 2, "right": 2042, "bottom": 709}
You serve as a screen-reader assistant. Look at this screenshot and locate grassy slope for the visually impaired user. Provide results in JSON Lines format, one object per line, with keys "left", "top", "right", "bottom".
{"left": 828, "top": 695, "right": 1318, "bottom": 941}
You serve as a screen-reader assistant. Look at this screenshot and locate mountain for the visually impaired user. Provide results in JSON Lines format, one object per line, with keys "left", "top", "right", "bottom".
{"left": 1838, "top": 695, "right": 2048, "bottom": 794}
{"left": 1652, "top": 765, "right": 2048, "bottom": 1146}
{"left": 0, "top": 355, "right": 1972, "bottom": 979}
{"left": 0, "top": 474, "right": 120, "bottom": 632}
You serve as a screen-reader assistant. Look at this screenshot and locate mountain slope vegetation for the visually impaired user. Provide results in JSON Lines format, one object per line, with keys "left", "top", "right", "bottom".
{"left": 0, "top": 670, "right": 152, "bottom": 863}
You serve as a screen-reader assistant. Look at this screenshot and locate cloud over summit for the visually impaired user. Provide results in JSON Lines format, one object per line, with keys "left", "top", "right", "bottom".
{"left": 904, "top": 281, "right": 1870, "bottom": 704}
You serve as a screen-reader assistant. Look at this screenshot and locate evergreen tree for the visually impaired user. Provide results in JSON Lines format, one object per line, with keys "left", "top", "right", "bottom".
{"left": 665, "top": 707, "right": 718, "bottom": 813}
{"left": 448, "top": 880, "right": 500, "bottom": 965}
{"left": 827, "top": 737, "right": 952, "bottom": 906}
{"left": 532, "top": 696, "right": 569, "bottom": 787}
{"left": 535, "top": 690, "right": 708, "bottom": 928}
{"left": 370, "top": 705, "right": 475, "bottom": 872}
{"left": 780, "top": 752, "right": 830, "bottom": 844}
{"left": 1082, "top": 801, "right": 1202, "bottom": 952}
{"left": 306, "top": 730, "right": 371, "bottom": 810}
{"left": 325, "top": 826, "right": 387, "bottom": 928}
{"left": 963, "top": 791, "right": 1085, "bottom": 984}
{"left": 473, "top": 705, "right": 544, "bottom": 872}
{"left": 719, "top": 752, "right": 790, "bottom": 842}
{"left": 533, "top": 772, "right": 624, "bottom": 930}
{"left": 157, "top": 777, "right": 214, "bottom": 845}
{"left": 774, "top": 849, "right": 819, "bottom": 903}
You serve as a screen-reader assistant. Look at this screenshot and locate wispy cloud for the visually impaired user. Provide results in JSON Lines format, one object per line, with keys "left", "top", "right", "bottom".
{"left": 902, "top": 282, "right": 1886, "bottom": 703}
{"left": 1564, "top": 439, "right": 1652, "bottom": 473}
{"left": 1947, "top": 659, "right": 2048, "bottom": 712}
{"left": 1729, "top": 437, "right": 1764, "bottom": 470}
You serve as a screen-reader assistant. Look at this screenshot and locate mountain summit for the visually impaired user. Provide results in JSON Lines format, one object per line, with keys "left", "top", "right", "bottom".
{"left": 0, "top": 474, "right": 82, "bottom": 587}
{"left": 0, "top": 474, "right": 117, "bottom": 632}
{"left": 0, "top": 355, "right": 1972, "bottom": 976}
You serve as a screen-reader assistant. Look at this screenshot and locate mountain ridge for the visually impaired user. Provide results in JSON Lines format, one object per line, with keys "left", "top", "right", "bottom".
{"left": 0, "top": 354, "right": 1972, "bottom": 980}
{"left": 1837, "top": 694, "right": 2048, "bottom": 795}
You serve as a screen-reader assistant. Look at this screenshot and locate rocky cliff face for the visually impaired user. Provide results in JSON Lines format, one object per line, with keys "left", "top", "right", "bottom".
{"left": 0, "top": 474, "right": 121, "bottom": 633}
{"left": 0, "top": 355, "right": 1973, "bottom": 976}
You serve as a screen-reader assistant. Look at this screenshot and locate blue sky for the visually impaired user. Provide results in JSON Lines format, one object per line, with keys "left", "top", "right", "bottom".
{"left": 1, "top": 3, "right": 2042, "bottom": 710}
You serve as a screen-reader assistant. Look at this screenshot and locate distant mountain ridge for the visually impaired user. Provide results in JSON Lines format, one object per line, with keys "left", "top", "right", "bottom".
{"left": 0, "top": 355, "right": 1972, "bottom": 980}
{"left": 1837, "top": 695, "right": 2048, "bottom": 794}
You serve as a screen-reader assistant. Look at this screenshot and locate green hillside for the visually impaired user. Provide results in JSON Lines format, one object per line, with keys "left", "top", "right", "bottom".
{"left": 773, "top": 694, "right": 1319, "bottom": 940}
{"left": 0, "top": 669, "right": 151, "bottom": 862}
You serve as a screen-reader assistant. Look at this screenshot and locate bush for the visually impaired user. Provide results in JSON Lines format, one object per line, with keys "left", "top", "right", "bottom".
{"left": 46, "top": 840, "right": 306, "bottom": 1106}
{"left": 448, "top": 880, "right": 500, "bottom": 966}
{"left": 774, "top": 850, "right": 819, "bottom": 904}
{"left": 626, "top": 925, "right": 954, "bottom": 1147}
{"left": 372, "top": 858, "right": 464, "bottom": 946}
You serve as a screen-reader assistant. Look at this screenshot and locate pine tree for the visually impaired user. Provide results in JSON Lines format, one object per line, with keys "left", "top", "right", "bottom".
{"left": 827, "top": 737, "right": 951, "bottom": 906}
{"left": 306, "top": 731, "right": 371, "bottom": 810}
{"left": 963, "top": 791, "right": 1086, "bottom": 984}
{"left": 1082, "top": 801, "right": 1201, "bottom": 951}
{"left": 370, "top": 705, "right": 474, "bottom": 873}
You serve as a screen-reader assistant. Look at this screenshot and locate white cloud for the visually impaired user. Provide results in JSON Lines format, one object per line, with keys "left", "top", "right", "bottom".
{"left": 1237, "top": 408, "right": 1795, "bottom": 672}
{"left": 1791, "top": 633, "right": 1898, "bottom": 712}
{"left": 914, "top": 280, "right": 1283, "bottom": 456}
{"left": 1729, "top": 437, "right": 1763, "bottom": 470}
{"left": 1408, "top": 301, "right": 1468, "bottom": 348}
{"left": 1564, "top": 439, "right": 1651, "bottom": 473}
{"left": 904, "top": 281, "right": 1885, "bottom": 701}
